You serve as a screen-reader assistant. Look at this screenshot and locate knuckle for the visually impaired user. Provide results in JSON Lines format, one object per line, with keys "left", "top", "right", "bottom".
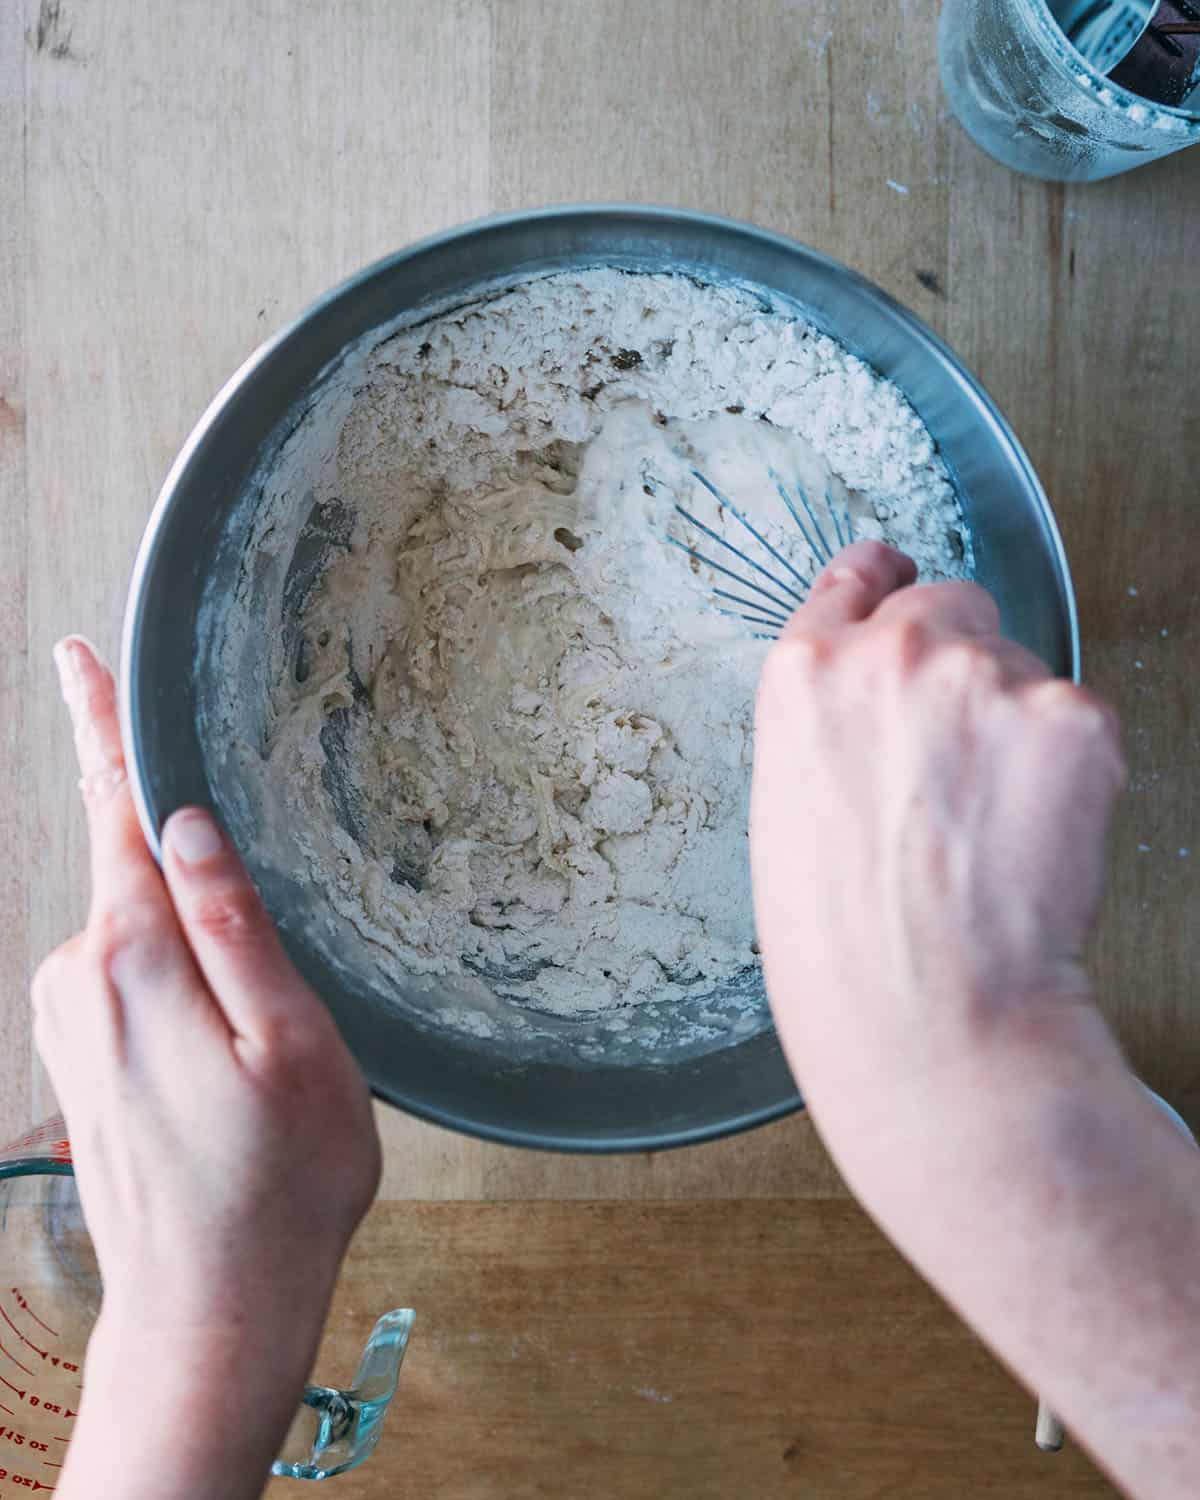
{"left": 825, "top": 539, "right": 912, "bottom": 594}
{"left": 87, "top": 906, "right": 161, "bottom": 971}
{"left": 995, "top": 640, "right": 1052, "bottom": 685}
{"left": 1029, "top": 682, "right": 1124, "bottom": 771}
{"left": 78, "top": 764, "right": 129, "bottom": 810}
{"left": 190, "top": 884, "right": 270, "bottom": 945}
{"left": 32, "top": 1001, "right": 61, "bottom": 1063}
{"left": 31, "top": 939, "right": 89, "bottom": 1054}
{"left": 881, "top": 615, "right": 928, "bottom": 670}
{"left": 86, "top": 909, "right": 183, "bottom": 998}
{"left": 761, "top": 634, "right": 831, "bottom": 691}
{"left": 241, "top": 1015, "right": 331, "bottom": 1091}
{"left": 31, "top": 945, "right": 72, "bottom": 1015}
{"left": 944, "top": 580, "right": 1001, "bottom": 629}
{"left": 838, "top": 539, "right": 895, "bottom": 579}
{"left": 1032, "top": 680, "right": 1115, "bottom": 734}
{"left": 825, "top": 561, "right": 876, "bottom": 594}
{"left": 932, "top": 638, "right": 998, "bottom": 687}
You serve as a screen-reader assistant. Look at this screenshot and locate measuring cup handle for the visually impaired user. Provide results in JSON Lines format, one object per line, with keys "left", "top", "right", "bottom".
{"left": 271, "top": 1308, "right": 415, "bottom": 1481}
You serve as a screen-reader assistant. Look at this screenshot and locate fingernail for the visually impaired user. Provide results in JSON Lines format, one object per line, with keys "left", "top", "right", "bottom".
{"left": 168, "top": 810, "right": 224, "bottom": 865}
{"left": 52, "top": 638, "right": 84, "bottom": 714}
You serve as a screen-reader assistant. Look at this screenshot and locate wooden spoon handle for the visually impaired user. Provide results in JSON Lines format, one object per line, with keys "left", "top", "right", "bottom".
{"left": 1035, "top": 1399, "right": 1064, "bottom": 1453}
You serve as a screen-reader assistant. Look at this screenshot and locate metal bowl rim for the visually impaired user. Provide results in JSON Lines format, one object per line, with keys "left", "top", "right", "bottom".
{"left": 119, "top": 202, "right": 1080, "bottom": 1150}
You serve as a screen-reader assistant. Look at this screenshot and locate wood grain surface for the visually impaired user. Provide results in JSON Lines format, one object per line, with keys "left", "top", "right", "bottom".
{"left": 2, "top": 0, "right": 1197, "bottom": 1493}
{"left": 0, "top": 0, "right": 30, "bottom": 1153}
{"left": 265, "top": 1198, "right": 1116, "bottom": 1499}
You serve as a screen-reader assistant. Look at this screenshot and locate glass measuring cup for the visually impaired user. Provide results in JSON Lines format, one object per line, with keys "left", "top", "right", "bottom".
{"left": 0, "top": 1116, "right": 412, "bottom": 1483}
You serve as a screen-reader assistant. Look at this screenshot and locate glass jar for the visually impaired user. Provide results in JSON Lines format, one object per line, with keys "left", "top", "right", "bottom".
{"left": 938, "top": 0, "right": 1200, "bottom": 180}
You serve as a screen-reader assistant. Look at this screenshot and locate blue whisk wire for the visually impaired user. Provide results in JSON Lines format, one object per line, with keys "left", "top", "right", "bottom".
{"left": 666, "top": 464, "right": 857, "bottom": 640}
{"left": 689, "top": 469, "right": 814, "bottom": 592}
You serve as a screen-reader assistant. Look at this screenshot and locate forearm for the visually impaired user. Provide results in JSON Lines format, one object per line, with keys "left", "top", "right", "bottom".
{"left": 57, "top": 1310, "right": 326, "bottom": 1500}
{"left": 803, "top": 1005, "right": 1200, "bottom": 1499}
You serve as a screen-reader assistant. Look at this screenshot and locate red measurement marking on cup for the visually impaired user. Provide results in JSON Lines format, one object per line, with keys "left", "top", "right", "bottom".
{"left": 0, "top": 1471, "right": 56, "bottom": 1490}
{"left": 6, "top": 1296, "right": 56, "bottom": 1342}
{"left": 0, "top": 1314, "right": 43, "bottom": 1362}
{"left": 0, "top": 1352, "right": 30, "bottom": 1383}
{"left": 1, "top": 1122, "right": 65, "bottom": 1154}
{"left": 27, "top": 1362, "right": 74, "bottom": 1379}
{"left": 0, "top": 1433, "right": 48, "bottom": 1455}
{"left": 0, "top": 1389, "right": 73, "bottom": 1425}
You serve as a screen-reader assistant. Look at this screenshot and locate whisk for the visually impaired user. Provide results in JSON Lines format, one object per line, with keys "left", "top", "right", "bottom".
{"left": 661, "top": 465, "right": 856, "bottom": 639}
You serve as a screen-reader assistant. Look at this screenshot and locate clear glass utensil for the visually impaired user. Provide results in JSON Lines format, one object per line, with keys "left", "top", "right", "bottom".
{"left": 0, "top": 1117, "right": 413, "bottom": 1483}
{"left": 939, "top": 0, "right": 1200, "bottom": 180}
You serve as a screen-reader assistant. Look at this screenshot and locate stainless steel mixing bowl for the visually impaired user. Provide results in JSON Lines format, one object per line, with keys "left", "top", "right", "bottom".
{"left": 121, "top": 206, "right": 1078, "bottom": 1152}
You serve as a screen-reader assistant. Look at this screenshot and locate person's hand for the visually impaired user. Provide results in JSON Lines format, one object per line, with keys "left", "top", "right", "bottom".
{"left": 751, "top": 540, "right": 1125, "bottom": 1130}
{"left": 35, "top": 637, "right": 381, "bottom": 1499}
{"left": 750, "top": 548, "right": 1200, "bottom": 1500}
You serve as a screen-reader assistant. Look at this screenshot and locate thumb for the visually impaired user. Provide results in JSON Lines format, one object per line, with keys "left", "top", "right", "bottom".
{"left": 160, "top": 807, "right": 329, "bottom": 1050}
{"left": 780, "top": 540, "right": 917, "bottom": 638}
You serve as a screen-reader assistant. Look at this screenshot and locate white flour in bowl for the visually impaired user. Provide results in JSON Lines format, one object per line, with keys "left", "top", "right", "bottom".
{"left": 201, "top": 269, "right": 971, "bottom": 1037}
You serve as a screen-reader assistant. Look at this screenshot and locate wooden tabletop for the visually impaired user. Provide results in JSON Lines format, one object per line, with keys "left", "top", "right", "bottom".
{"left": 3, "top": 2, "right": 1198, "bottom": 1494}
